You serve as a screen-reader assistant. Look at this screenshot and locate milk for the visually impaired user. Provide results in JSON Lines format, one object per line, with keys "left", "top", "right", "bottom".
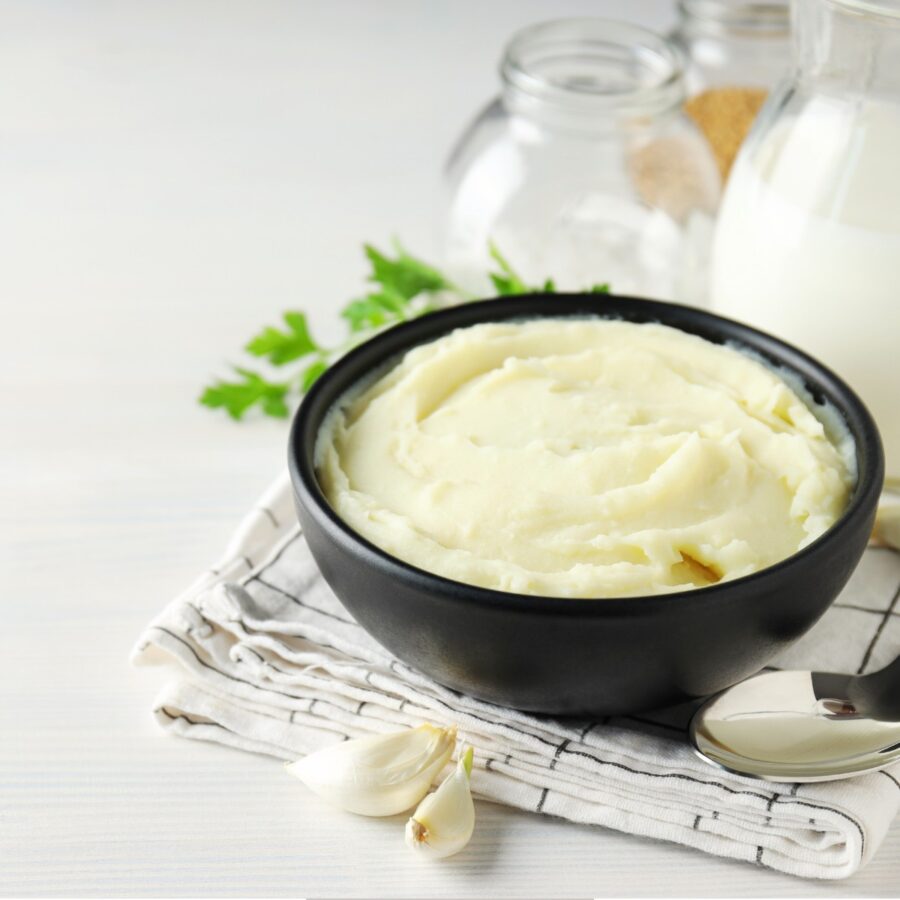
{"left": 711, "top": 96, "right": 900, "bottom": 476}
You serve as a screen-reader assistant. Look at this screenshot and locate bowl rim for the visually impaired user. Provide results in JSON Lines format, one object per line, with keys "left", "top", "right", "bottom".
{"left": 288, "top": 292, "right": 884, "bottom": 618}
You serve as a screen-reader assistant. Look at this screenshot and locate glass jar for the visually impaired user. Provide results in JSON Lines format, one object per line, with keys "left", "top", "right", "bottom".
{"left": 443, "top": 19, "right": 721, "bottom": 303}
{"left": 671, "top": 1, "right": 791, "bottom": 180}
{"left": 710, "top": 0, "right": 900, "bottom": 476}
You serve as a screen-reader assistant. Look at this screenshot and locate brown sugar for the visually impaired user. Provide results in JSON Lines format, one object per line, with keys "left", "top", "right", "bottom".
{"left": 684, "top": 86, "right": 768, "bottom": 180}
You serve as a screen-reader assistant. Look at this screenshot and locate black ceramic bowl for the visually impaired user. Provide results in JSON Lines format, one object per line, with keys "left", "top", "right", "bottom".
{"left": 288, "top": 294, "right": 883, "bottom": 715}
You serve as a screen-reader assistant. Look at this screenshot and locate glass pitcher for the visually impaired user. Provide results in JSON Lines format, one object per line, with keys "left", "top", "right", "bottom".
{"left": 443, "top": 19, "right": 720, "bottom": 303}
{"left": 710, "top": 0, "right": 900, "bottom": 477}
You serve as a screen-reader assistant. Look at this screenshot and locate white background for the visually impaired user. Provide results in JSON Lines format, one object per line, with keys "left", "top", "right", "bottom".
{"left": 2, "top": 0, "right": 898, "bottom": 895}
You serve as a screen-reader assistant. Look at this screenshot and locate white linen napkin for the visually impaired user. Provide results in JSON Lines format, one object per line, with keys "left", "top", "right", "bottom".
{"left": 132, "top": 471, "right": 900, "bottom": 880}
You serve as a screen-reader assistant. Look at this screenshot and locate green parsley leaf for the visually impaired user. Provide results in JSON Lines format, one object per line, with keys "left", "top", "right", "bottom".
{"left": 488, "top": 273, "right": 520, "bottom": 296}
{"left": 246, "top": 311, "right": 319, "bottom": 365}
{"left": 261, "top": 393, "right": 290, "bottom": 418}
{"left": 487, "top": 241, "right": 561, "bottom": 295}
{"left": 342, "top": 298, "right": 388, "bottom": 332}
{"left": 487, "top": 241, "right": 528, "bottom": 295}
{"left": 199, "top": 368, "right": 291, "bottom": 420}
{"left": 301, "top": 358, "right": 328, "bottom": 392}
{"left": 200, "top": 239, "right": 611, "bottom": 421}
{"left": 364, "top": 243, "right": 449, "bottom": 301}
{"left": 341, "top": 291, "right": 409, "bottom": 332}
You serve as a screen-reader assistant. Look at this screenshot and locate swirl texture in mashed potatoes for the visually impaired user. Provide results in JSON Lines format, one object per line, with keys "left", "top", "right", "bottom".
{"left": 316, "top": 319, "right": 854, "bottom": 598}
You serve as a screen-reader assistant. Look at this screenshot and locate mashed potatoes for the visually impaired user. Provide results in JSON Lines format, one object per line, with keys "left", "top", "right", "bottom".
{"left": 316, "top": 319, "right": 854, "bottom": 598}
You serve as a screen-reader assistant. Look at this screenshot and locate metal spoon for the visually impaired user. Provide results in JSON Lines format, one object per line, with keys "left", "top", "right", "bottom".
{"left": 689, "top": 656, "right": 900, "bottom": 782}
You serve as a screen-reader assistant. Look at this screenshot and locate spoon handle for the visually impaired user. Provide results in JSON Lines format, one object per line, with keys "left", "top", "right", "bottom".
{"left": 860, "top": 655, "right": 900, "bottom": 720}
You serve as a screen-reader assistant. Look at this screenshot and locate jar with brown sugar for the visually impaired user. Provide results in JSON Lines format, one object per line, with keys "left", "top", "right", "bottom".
{"left": 670, "top": 1, "right": 790, "bottom": 181}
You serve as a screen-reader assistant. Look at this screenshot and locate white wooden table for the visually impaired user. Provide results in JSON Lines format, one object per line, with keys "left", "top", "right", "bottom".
{"left": 2, "top": 1, "right": 898, "bottom": 895}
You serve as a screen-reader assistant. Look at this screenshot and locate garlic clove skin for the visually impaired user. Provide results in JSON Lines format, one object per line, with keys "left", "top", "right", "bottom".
{"left": 405, "top": 745, "right": 475, "bottom": 859}
{"left": 286, "top": 723, "right": 456, "bottom": 816}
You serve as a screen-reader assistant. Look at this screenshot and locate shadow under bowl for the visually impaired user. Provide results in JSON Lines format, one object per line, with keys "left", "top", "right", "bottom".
{"left": 288, "top": 294, "right": 883, "bottom": 715}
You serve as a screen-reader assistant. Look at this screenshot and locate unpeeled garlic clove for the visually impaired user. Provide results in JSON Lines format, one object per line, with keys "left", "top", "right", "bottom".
{"left": 405, "top": 745, "right": 475, "bottom": 859}
{"left": 286, "top": 723, "right": 456, "bottom": 816}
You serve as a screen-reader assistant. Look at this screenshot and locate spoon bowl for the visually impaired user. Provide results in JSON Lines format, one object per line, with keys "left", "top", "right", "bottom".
{"left": 690, "top": 657, "right": 900, "bottom": 782}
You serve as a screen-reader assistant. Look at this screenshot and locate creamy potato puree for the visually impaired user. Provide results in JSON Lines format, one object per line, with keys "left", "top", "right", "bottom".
{"left": 316, "top": 319, "right": 854, "bottom": 598}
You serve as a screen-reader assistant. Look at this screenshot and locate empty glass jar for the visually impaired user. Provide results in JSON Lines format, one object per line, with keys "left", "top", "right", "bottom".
{"left": 442, "top": 19, "right": 721, "bottom": 303}
{"left": 672, "top": 0, "right": 790, "bottom": 92}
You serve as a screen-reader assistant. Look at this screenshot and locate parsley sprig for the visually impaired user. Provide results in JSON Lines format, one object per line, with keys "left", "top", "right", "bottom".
{"left": 200, "top": 240, "right": 609, "bottom": 420}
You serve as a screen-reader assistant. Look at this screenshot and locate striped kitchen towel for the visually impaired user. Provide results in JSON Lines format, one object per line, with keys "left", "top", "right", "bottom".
{"left": 132, "top": 471, "right": 900, "bottom": 880}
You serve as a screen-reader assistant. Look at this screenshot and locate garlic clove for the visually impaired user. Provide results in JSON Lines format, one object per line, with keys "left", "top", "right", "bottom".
{"left": 873, "top": 502, "right": 900, "bottom": 551}
{"left": 286, "top": 723, "right": 456, "bottom": 817}
{"left": 405, "top": 745, "right": 475, "bottom": 859}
